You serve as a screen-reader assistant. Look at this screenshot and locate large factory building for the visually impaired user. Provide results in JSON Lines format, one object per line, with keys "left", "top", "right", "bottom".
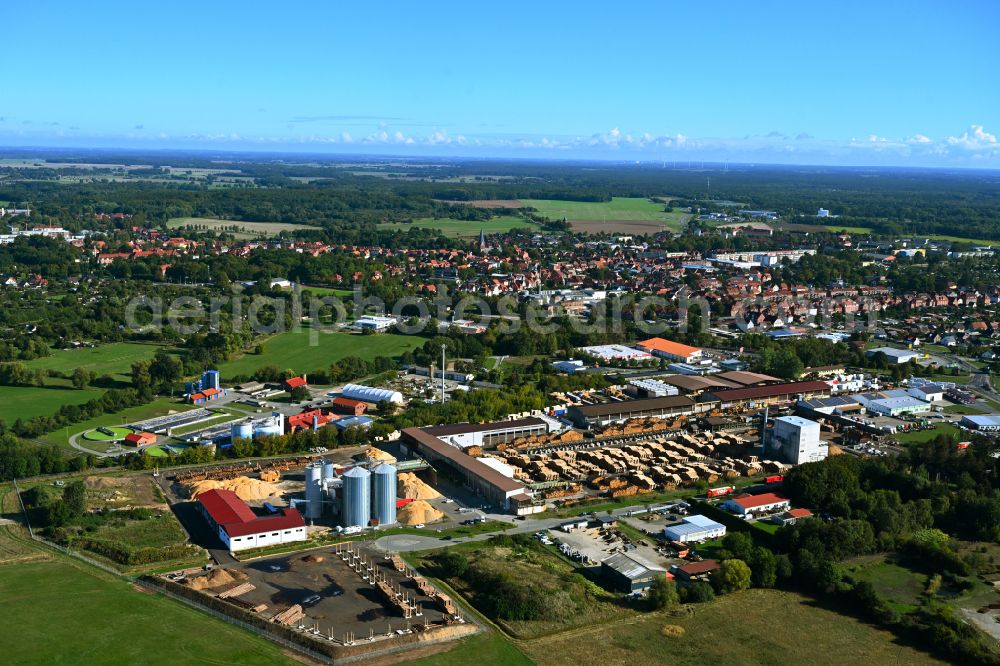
{"left": 401, "top": 426, "right": 528, "bottom": 510}
{"left": 566, "top": 396, "right": 701, "bottom": 428}
{"left": 197, "top": 488, "right": 306, "bottom": 553}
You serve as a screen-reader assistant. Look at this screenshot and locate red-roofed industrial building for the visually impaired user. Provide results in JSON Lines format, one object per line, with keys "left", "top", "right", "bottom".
{"left": 283, "top": 376, "right": 308, "bottom": 391}
{"left": 286, "top": 408, "right": 339, "bottom": 433}
{"left": 331, "top": 396, "right": 367, "bottom": 416}
{"left": 123, "top": 432, "right": 156, "bottom": 447}
{"left": 196, "top": 488, "right": 306, "bottom": 552}
{"left": 722, "top": 492, "right": 791, "bottom": 516}
{"left": 635, "top": 337, "right": 703, "bottom": 363}
{"left": 188, "top": 387, "right": 226, "bottom": 404}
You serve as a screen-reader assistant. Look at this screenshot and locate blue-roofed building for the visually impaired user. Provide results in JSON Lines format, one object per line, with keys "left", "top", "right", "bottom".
{"left": 663, "top": 514, "right": 727, "bottom": 543}
{"left": 960, "top": 415, "right": 1000, "bottom": 431}
{"left": 766, "top": 329, "right": 804, "bottom": 339}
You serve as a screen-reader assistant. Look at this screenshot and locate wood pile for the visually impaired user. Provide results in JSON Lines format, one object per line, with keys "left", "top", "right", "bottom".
{"left": 272, "top": 604, "right": 304, "bottom": 625}
{"left": 218, "top": 582, "right": 255, "bottom": 599}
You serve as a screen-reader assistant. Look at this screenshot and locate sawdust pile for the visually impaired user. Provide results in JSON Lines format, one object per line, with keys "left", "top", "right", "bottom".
{"left": 184, "top": 568, "right": 247, "bottom": 591}
{"left": 185, "top": 476, "right": 283, "bottom": 502}
{"left": 397, "top": 500, "right": 444, "bottom": 526}
{"left": 360, "top": 447, "right": 397, "bottom": 464}
{"left": 397, "top": 473, "right": 441, "bottom": 500}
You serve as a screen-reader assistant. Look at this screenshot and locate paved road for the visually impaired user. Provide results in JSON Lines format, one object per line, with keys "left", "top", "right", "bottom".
{"left": 372, "top": 502, "right": 671, "bottom": 553}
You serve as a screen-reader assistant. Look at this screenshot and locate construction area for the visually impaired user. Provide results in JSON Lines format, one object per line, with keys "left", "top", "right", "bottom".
{"left": 156, "top": 543, "right": 474, "bottom": 660}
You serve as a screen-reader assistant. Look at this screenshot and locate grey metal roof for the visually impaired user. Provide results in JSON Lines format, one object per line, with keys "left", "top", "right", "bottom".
{"left": 602, "top": 552, "right": 665, "bottom": 579}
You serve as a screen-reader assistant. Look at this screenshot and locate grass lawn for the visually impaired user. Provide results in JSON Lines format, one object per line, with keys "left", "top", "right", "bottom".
{"left": 924, "top": 234, "right": 1000, "bottom": 247}
{"left": 843, "top": 556, "right": 927, "bottom": 613}
{"left": 379, "top": 215, "right": 537, "bottom": 238}
{"left": 943, "top": 403, "right": 986, "bottom": 415}
{"left": 216, "top": 329, "right": 424, "bottom": 379}
{"left": 522, "top": 197, "right": 692, "bottom": 232}
{"left": 0, "top": 384, "right": 105, "bottom": 425}
{"left": 167, "top": 216, "right": 320, "bottom": 237}
{"left": 825, "top": 225, "right": 873, "bottom": 234}
{"left": 519, "top": 588, "right": 948, "bottom": 666}
{"left": 406, "top": 631, "right": 533, "bottom": 666}
{"left": 0, "top": 558, "right": 297, "bottom": 665}
{"left": 22, "top": 343, "right": 165, "bottom": 380}
{"left": 299, "top": 285, "right": 355, "bottom": 298}
{"left": 38, "top": 396, "right": 195, "bottom": 451}
{"left": 894, "top": 423, "right": 960, "bottom": 444}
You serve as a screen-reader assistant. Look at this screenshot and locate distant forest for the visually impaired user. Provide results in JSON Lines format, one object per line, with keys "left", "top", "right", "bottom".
{"left": 3, "top": 150, "right": 1000, "bottom": 240}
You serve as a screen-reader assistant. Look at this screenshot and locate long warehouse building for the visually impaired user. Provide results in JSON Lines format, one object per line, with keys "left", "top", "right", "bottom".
{"left": 704, "top": 380, "right": 832, "bottom": 408}
{"left": 566, "top": 395, "right": 704, "bottom": 428}
{"left": 400, "top": 426, "right": 528, "bottom": 509}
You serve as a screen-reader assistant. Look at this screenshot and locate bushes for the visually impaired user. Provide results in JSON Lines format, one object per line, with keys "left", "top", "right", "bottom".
{"left": 679, "top": 581, "right": 715, "bottom": 603}
{"left": 73, "top": 538, "right": 192, "bottom": 566}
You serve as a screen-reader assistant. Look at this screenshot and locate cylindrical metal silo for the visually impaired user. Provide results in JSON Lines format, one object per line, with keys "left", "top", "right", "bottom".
{"left": 322, "top": 460, "right": 335, "bottom": 481}
{"left": 341, "top": 466, "right": 371, "bottom": 528}
{"left": 371, "top": 463, "right": 397, "bottom": 526}
{"left": 304, "top": 462, "right": 324, "bottom": 520}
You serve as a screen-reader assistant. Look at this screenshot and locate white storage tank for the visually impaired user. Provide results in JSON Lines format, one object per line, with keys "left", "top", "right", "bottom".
{"left": 231, "top": 419, "right": 254, "bottom": 441}
{"left": 372, "top": 463, "right": 397, "bottom": 526}
{"left": 304, "top": 462, "right": 324, "bottom": 520}
{"left": 341, "top": 466, "right": 371, "bottom": 528}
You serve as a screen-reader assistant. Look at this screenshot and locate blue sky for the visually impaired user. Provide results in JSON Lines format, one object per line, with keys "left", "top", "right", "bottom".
{"left": 3, "top": 1, "right": 998, "bottom": 166}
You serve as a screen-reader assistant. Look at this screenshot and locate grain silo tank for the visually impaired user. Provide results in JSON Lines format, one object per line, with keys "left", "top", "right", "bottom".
{"left": 304, "top": 462, "right": 324, "bottom": 520}
{"left": 231, "top": 419, "right": 254, "bottom": 441}
{"left": 322, "top": 460, "right": 336, "bottom": 482}
{"left": 341, "top": 466, "right": 371, "bottom": 528}
{"left": 372, "top": 463, "right": 397, "bottom": 526}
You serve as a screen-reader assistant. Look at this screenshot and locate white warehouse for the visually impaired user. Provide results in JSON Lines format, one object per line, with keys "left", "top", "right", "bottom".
{"left": 337, "top": 383, "right": 405, "bottom": 405}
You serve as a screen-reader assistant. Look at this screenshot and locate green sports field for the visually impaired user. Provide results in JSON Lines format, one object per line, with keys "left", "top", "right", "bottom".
{"left": 216, "top": 329, "right": 424, "bottom": 379}
{"left": 379, "top": 215, "right": 536, "bottom": 238}
{"left": 522, "top": 197, "right": 691, "bottom": 233}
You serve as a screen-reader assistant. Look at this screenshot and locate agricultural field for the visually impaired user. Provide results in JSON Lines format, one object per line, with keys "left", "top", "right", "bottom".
{"left": 519, "top": 588, "right": 948, "bottom": 666}
{"left": 522, "top": 197, "right": 692, "bottom": 233}
{"left": 824, "top": 225, "right": 874, "bottom": 234}
{"left": 22, "top": 342, "right": 165, "bottom": 380}
{"left": 379, "top": 215, "right": 537, "bottom": 238}
{"left": 216, "top": 329, "right": 423, "bottom": 380}
{"left": 167, "top": 217, "right": 321, "bottom": 238}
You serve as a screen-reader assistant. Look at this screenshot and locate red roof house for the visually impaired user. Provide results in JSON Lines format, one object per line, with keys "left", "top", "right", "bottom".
{"left": 283, "top": 376, "right": 308, "bottom": 391}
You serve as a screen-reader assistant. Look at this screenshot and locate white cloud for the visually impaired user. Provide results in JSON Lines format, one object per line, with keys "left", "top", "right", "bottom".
{"left": 907, "top": 134, "right": 932, "bottom": 144}
{"left": 946, "top": 124, "right": 997, "bottom": 149}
